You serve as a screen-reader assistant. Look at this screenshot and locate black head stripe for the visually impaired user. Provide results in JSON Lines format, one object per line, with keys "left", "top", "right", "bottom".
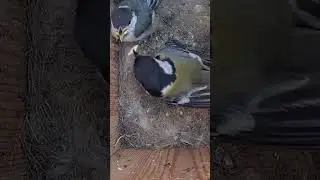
{"left": 133, "top": 55, "right": 176, "bottom": 97}
{"left": 163, "top": 57, "right": 176, "bottom": 75}
{"left": 111, "top": 8, "right": 132, "bottom": 29}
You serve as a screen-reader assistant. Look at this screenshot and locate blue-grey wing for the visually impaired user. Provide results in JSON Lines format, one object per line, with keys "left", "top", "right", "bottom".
{"left": 117, "top": 0, "right": 162, "bottom": 9}
{"left": 215, "top": 73, "right": 320, "bottom": 148}
{"left": 133, "top": 9, "right": 153, "bottom": 38}
{"left": 118, "top": 0, "right": 161, "bottom": 38}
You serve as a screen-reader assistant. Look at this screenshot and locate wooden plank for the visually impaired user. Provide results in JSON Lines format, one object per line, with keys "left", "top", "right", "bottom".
{"left": 0, "top": 1, "right": 27, "bottom": 179}
{"left": 111, "top": 148, "right": 210, "bottom": 180}
{"left": 110, "top": 41, "right": 120, "bottom": 154}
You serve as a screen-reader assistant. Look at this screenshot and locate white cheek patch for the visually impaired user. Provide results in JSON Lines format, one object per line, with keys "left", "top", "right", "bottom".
{"left": 154, "top": 59, "right": 173, "bottom": 75}
{"left": 127, "top": 12, "right": 137, "bottom": 33}
{"left": 118, "top": 6, "right": 129, "bottom": 8}
{"left": 128, "top": 45, "right": 139, "bottom": 56}
{"left": 120, "top": 12, "right": 137, "bottom": 42}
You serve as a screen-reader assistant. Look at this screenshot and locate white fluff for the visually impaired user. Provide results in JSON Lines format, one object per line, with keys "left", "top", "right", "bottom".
{"left": 128, "top": 45, "right": 139, "bottom": 56}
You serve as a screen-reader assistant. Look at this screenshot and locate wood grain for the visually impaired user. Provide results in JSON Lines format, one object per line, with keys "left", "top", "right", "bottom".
{"left": 110, "top": 41, "right": 120, "bottom": 154}
{"left": 111, "top": 148, "right": 210, "bottom": 180}
{"left": 0, "top": 1, "right": 26, "bottom": 179}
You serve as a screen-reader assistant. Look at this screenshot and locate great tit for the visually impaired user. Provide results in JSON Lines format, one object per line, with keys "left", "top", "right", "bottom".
{"left": 215, "top": 73, "right": 320, "bottom": 147}
{"left": 211, "top": 0, "right": 320, "bottom": 147}
{"left": 212, "top": 0, "right": 293, "bottom": 114}
{"left": 289, "top": 0, "right": 320, "bottom": 30}
{"left": 111, "top": 0, "right": 162, "bottom": 42}
{"left": 132, "top": 39, "right": 211, "bottom": 108}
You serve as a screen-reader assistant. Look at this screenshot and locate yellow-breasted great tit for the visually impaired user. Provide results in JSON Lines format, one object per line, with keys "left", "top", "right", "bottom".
{"left": 133, "top": 39, "right": 211, "bottom": 108}
{"left": 111, "top": 0, "right": 162, "bottom": 42}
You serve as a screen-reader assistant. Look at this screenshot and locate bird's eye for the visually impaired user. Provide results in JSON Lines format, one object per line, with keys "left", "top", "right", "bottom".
{"left": 155, "top": 55, "right": 160, "bottom": 59}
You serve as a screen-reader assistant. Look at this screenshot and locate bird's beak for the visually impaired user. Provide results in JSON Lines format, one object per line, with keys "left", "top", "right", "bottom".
{"left": 117, "top": 28, "right": 128, "bottom": 42}
{"left": 118, "top": 33, "right": 124, "bottom": 42}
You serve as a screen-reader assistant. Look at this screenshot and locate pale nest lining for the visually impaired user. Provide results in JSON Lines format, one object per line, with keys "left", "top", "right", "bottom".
{"left": 116, "top": 0, "right": 210, "bottom": 149}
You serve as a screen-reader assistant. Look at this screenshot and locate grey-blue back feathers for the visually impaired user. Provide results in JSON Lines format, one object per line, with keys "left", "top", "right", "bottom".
{"left": 116, "top": 0, "right": 162, "bottom": 10}
{"left": 146, "top": 0, "right": 162, "bottom": 9}
{"left": 113, "top": 0, "right": 162, "bottom": 38}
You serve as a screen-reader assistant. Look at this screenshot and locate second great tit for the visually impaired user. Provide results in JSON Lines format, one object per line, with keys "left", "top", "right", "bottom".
{"left": 289, "top": 0, "right": 320, "bottom": 30}
{"left": 212, "top": 0, "right": 320, "bottom": 147}
{"left": 132, "top": 39, "right": 211, "bottom": 108}
{"left": 111, "top": 0, "right": 162, "bottom": 42}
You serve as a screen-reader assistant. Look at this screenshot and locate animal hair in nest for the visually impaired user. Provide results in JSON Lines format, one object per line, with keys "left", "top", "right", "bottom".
{"left": 116, "top": 0, "right": 211, "bottom": 149}
{"left": 23, "top": 0, "right": 109, "bottom": 179}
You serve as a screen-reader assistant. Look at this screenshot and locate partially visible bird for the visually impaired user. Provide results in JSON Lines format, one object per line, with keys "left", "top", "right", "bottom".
{"left": 215, "top": 73, "right": 320, "bottom": 147}
{"left": 289, "top": 0, "right": 320, "bottom": 30}
{"left": 132, "top": 39, "right": 211, "bottom": 108}
{"left": 212, "top": 0, "right": 320, "bottom": 147}
{"left": 111, "top": 0, "right": 162, "bottom": 42}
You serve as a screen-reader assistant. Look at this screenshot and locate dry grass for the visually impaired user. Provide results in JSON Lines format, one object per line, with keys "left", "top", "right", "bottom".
{"left": 115, "top": 0, "right": 211, "bottom": 149}
{"left": 22, "top": 0, "right": 109, "bottom": 179}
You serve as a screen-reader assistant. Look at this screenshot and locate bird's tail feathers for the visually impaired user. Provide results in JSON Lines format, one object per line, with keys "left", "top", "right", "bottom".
{"left": 145, "top": 0, "right": 162, "bottom": 9}
{"left": 113, "top": 0, "right": 124, "bottom": 5}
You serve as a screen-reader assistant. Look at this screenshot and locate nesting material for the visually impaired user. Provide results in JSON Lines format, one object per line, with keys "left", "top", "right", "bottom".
{"left": 115, "top": 0, "right": 210, "bottom": 148}
{"left": 0, "top": 1, "right": 26, "bottom": 179}
{"left": 22, "top": 0, "right": 109, "bottom": 179}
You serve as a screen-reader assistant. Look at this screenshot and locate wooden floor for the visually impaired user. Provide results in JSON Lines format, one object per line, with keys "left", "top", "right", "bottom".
{"left": 111, "top": 148, "right": 210, "bottom": 180}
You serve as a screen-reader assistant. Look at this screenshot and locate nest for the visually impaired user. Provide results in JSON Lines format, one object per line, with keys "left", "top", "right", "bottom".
{"left": 115, "top": 0, "right": 211, "bottom": 149}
